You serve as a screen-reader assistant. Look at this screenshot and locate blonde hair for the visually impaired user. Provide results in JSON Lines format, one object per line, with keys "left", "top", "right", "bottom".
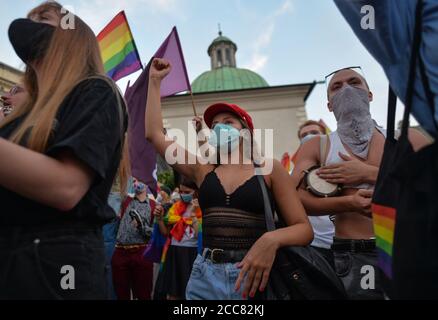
{"left": 2, "top": 1, "right": 130, "bottom": 193}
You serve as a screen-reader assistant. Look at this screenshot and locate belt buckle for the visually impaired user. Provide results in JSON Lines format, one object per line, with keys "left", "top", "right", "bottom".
{"left": 210, "top": 249, "right": 224, "bottom": 263}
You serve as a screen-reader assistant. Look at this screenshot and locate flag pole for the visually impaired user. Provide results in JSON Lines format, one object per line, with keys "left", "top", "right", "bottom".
{"left": 189, "top": 90, "right": 198, "bottom": 117}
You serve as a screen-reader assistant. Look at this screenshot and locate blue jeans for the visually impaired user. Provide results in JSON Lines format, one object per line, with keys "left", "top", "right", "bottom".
{"left": 186, "top": 254, "right": 247, "bottom": 300}
{"left": 103, "top": 192, "right": 122, "bottom": 300}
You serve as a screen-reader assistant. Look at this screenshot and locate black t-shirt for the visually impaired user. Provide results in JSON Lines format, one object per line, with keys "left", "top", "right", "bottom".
{"left": 0, "top": 78, "right": 128, "bottom": 227}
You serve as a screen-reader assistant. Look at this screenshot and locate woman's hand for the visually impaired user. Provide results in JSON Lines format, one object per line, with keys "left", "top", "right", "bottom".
{"left": 191, "top": 198, "right": 199, "bottom": 208}
{"left": 150, "top": 58, "right": 172, "bottom": 81}
{"left": 192, "top": 116, "right": 203, "bottom": 134}
{"left": 190, "top": 200, "right": 199, "bottom": 221}
{"left": 235, "top": 232, "right": 279, "bottom": 299}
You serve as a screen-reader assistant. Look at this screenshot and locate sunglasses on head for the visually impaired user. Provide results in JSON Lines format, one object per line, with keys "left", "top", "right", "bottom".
{"left": 324, "top": 66, "right": 364, "bottom": 89}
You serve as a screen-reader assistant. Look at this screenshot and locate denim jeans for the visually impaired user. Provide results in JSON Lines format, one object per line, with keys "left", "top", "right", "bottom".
{"left": 333, "top": 248, "right": 384, "bottom": 300}
{"left": 186, "top": 254, "right": 247, "bottom": 300}
{"left": 103, "top": 192, "right": 122, "bottom": 300}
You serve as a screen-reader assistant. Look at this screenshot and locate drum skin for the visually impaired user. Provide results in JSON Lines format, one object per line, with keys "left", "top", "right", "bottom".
{"left": 304, "top": 166, "right": 341, "bottom": 198}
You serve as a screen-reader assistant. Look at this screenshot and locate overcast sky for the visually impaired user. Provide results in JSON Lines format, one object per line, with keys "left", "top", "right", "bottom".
{"left": 0, "top": 0, "right": 414, "bottom": 131}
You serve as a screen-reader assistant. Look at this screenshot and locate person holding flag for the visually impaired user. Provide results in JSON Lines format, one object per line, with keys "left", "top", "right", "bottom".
{"left": 144, "top": 58, "right": 313, "bottom": 300}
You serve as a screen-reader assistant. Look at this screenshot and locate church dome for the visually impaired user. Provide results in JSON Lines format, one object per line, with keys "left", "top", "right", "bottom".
{"left": 191, "top": 30, "right": 269, "bottom": 93}
{"left": 192, "top": 67, "right": 269, "bottom": 93}
{"left": 207, "top": 34, "right": 237, "bottom": 55}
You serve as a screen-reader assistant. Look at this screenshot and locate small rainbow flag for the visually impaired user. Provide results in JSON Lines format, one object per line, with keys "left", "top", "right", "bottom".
{"left": 372, "top": 203, "right": 396, "bottom": 279}
{"left": 97, "top": 11, "right": 143, "bottom": 81}
{"left": 281, "top": 152, "right": 291, "bottom": 173}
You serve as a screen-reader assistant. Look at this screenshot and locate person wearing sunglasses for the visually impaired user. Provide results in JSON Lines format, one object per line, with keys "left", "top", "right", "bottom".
{"left": 0, "top": 84, "right": 27, "bottom": 120}
{"left": 291, "top": 67, "right": 428, "bottom": 300}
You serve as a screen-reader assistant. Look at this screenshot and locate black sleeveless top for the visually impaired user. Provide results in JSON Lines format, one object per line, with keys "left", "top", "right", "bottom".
{"left": 198, "top": 168, "right": 275, "bottom": 250}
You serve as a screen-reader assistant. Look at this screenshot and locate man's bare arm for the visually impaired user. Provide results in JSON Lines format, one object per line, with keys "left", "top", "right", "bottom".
{"left": 291, "top": 136, "right": 371, "bottom": 216}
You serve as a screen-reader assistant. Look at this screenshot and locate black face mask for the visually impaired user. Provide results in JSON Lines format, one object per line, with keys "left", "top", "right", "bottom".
{"left": 8, "top": 18, "right": 55, "bottom": 64}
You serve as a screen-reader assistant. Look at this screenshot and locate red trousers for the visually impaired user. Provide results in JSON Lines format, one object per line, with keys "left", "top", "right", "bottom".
{"left": 112, "top": 246, "right": 153, "bottom": 300}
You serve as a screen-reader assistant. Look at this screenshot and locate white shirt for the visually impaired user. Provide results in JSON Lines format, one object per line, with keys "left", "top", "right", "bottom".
{"left": 309, "top": 216, "right": 335, "bottom": 249}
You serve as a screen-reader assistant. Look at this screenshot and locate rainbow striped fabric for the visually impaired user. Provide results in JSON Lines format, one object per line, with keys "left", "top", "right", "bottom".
{"left": 97, "top": 11, "right": 142, "bottom": 81}
{"left": 160, "top": 201, "right": 203, "bottom": 271}
{"left": 372, "top": 203, "right": 396, "bottom": 279}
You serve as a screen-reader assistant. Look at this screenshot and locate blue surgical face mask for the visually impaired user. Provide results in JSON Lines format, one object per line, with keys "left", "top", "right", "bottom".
{"left": 134, "top": 182, "right": 146, "bottom": 194}
{"left": 208, "top": 123, "right": 240, "bottom": 153}
{"left": 300, "top": 134, "right": 319, "bottom": 145}
{"left": 180, "top": 193, "right": 193, "bottom": 203}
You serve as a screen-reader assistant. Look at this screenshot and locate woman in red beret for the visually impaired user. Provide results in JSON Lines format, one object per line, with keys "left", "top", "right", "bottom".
{"left": 145, "top": 58, "right": 313, "bottom": 300}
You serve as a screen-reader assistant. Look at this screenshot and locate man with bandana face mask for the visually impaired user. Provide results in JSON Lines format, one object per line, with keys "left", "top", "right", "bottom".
{"left": 292, "top": 68, "right": 429, "bottom": 300}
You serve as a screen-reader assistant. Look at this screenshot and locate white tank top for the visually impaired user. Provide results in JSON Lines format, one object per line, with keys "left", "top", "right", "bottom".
{"left": 325, "top": 126, "right": 386, "bottom": 190}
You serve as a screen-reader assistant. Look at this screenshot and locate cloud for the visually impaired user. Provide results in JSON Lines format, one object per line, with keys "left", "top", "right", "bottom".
{"left": 273, "top": 0, "right": 294, "bottom": 17}
{"left": 246, "top": 53, "right": 268, "bottom": 72}
{"left": 244, "top": 0, "right": 293, "bottom": 72}
{"left": 254, "top": 23, "right": 275, "bottom": 49}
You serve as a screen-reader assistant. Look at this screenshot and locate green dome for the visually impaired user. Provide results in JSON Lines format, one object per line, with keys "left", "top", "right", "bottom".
{"left": 192, "top": 67, "right": 269, "bottom": 93}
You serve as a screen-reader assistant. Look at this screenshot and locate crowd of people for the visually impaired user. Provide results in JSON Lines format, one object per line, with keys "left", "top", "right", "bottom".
{"left": 0, "top": 1, "right": 436, "bottom": 301}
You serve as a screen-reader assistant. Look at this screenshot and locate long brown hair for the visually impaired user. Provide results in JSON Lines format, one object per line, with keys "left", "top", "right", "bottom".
{"left": 2, "top": 1, "right": 130, "bottom": 192}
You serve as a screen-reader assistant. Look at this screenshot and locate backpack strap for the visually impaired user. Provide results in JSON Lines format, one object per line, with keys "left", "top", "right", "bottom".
{"left": 319, "top": 135, "right": 329, "bottom": 166}
{"left": 120, "top": 196, "right": 133, "bottom": 219}
{"left": 296, "top": 135, "right": 329, "bottom": 191}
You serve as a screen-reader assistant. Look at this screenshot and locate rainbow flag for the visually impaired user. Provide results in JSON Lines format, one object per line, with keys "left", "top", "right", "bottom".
{"left": 97, "top": 11, "right": 143, "bottom": 81}
{"left": 281, "top": 152, "right": 291, "bottom": 173}
{"left": 159, "top": 201, "right": 203, "bottom": 271}
{"left": 372, "top": 203, "right": 396, "bottom": 279}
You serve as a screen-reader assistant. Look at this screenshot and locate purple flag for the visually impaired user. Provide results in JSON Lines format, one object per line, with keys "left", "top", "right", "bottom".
{"left": 124, "top": 27, "right": 191, "bottom": 193}
{"left": 155, "top": 27, "right": 192, "bottom": 97}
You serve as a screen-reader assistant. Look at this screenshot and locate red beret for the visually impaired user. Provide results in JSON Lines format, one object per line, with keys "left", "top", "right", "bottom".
{"left": 203, "top": 102, "right": 254, "bottom": 132}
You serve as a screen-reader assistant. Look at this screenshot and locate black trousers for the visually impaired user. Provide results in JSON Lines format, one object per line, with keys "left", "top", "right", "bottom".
{"left": 0, "top": 222, "right": 107, "bottom": 300}
{"left": 332, "top": 238, "right": 384, "bottom": 300}
{"left": 311, "top": 246, "right": 335, "bottom": 270}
